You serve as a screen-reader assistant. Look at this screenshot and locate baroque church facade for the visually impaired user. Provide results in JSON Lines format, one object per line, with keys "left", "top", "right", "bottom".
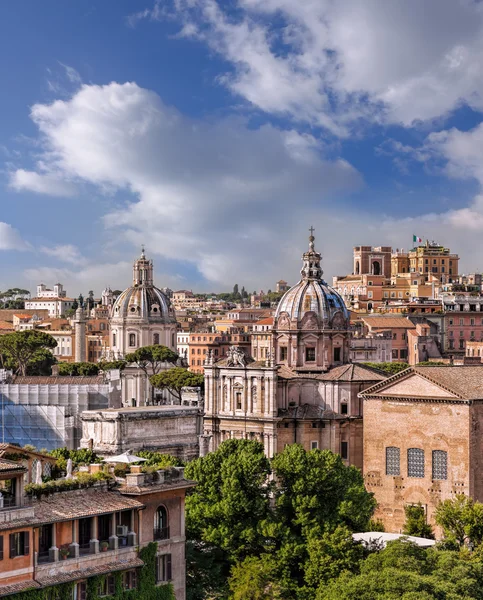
{"left": 203, "top": 232, "right": 386, "bottom": 467}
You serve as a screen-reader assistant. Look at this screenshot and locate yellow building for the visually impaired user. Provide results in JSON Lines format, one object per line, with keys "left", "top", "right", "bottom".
{"left": 391, "top": 241, "right": 459, "bottom": 284}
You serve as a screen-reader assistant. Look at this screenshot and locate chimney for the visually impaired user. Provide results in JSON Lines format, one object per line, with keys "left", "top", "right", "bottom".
{"left": 125, "top": 472, "right": 145, "bottom": 487}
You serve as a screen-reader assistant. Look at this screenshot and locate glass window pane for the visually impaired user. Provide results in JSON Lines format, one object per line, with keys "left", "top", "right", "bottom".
{"left": 408, "top": 448, "right": 425, "bottom": 478}
{"left": 386, "top": 447, "right": 400, "bottom": 476}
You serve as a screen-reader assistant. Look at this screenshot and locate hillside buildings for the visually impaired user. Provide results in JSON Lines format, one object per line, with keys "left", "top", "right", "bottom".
{"left": 25, "top": 283, "right": 76, "bottom": 318}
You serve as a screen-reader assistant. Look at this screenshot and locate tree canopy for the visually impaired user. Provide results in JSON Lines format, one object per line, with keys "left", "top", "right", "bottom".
{"left": 150, "top": 367, "right": 204, "bottom": 402}
{"left": 362, "top": 361, "right": 409, "bottom": 375}
{"left": 57, "top": 362, "right": 100, "bottom": 376}
{"left": 0, "top": 330, "right": 57, "bottom": 376}
{"left": 125, "top": 344, "right": 179, "bottom": 377}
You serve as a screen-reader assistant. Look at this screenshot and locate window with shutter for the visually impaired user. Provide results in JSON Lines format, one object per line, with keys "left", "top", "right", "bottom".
{"left": 0, "top": 535, "right": 3, "bottom": 560}
{"left": 108, "top": 575, "right": 115, "bottom": 596}
{"left": 10, "top": 533, "right": 15, "bottom": 558}
{"left": 157, "top": 554, "right": 173, "bottom": 582}
{"left": 23, "top": 532, "right": 29, "bottom": 556}
{"left": 78, "top": 582, "right": 87, "bottom": 600}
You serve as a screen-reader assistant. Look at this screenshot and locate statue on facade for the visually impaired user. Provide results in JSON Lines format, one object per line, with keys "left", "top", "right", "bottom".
{"left": 226, "top": 346, "right": 246, "bottom": 367}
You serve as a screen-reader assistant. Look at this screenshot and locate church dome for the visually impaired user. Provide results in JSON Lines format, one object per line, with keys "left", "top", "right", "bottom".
{"left": 111, "top": 248, "right": 176, "bottom": 324}
{"left": 275, "top": 231, "right": 349, "bottom": 329}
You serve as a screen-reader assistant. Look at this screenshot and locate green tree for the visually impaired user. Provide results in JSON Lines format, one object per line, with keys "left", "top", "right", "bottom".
{"left": 271, "top": 445, "right": 376, "bottom": 538}
{"left": 27, "top": 347, "right": 57, "bottom": 376}
{"left": 136, "top": 450, "right": 182, "bottom": 468}
{"left": 57, "top": 362, "right": 99, "bottom": 376}
{"left": 362, "top": 362, "right": 409, "bottom": 375}
{"left": 184, "top": 439, "right": 272, "bottom": 599}
{"left": 403, "top": 503, "right": 434, "bottom": 539}
{"left": 229, "top": 554, "right": 286, "bottom": 600}
{"left": 98, "top": 359, "right": 127, "bottom": 372}
{"left": 150, "top": 367, "right": 204, "bottom": 402}
{"left": 435, "top": 495, "right": 483, "bottom": 547}
{"left": 71, "top": 298, "right": 79, "bottom": 311}
{"left": 125, "top": 344, "right": 179, "bottom": 378}
{"left": 318, "top": 539, "right": 483, "bottom": 600}
{"left": 233, "top": 284, "right": 239, "bottom": 297}
{"left": 0, "top": 330, "right": 57, "bottom": 376}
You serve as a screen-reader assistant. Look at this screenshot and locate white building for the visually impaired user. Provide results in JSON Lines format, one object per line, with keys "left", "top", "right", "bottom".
{"left": 177, "top": 331, "right": 189, "bottom": 361}
{"left": 25, "top": 283, "right": 75, "bottom": 317}
{"left": 109, "top": 249, "right": 178, "bottom": 357}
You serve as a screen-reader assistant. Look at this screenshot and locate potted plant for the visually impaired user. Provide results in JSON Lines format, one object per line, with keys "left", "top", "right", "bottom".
{"left": 59, "top": 545, "right": 70, "bottom": 560}
{"left": 100, "top": 541, "right": 109, "bottom": 552}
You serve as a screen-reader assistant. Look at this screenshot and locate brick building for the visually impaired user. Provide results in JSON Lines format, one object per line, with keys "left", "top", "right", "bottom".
{"left": 361, "top": 365, "right": 483, "bottom": 534}
{"left": 360, "top": 316, "right": 416, "bottom": 362}
{"left": 188, "top": 330, "right": 251, "bottom": 374}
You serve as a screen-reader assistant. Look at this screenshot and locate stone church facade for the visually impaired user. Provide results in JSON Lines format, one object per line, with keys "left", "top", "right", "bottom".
{"left": 204, "top": 231, "right": 386, "bottom": 467}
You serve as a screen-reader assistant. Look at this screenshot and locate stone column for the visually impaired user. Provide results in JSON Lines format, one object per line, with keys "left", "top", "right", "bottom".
{"left": 90, "top": 516, "right": 99, "bottom": 554}
{"left": 109, "top": 512, "right": 119, "bottom": 550}
{"left": 49, "top": 523, "right": 59, "bottom": 562}
{"left": 69, "top": 519, "right": 80, "bottom": 558}
{"left": 128, "top": 510, "right": 137, "bottom": 547}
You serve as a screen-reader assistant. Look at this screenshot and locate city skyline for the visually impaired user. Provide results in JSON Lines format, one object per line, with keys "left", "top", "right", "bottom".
{"left": 2, "top": 1, "right": 483, "bottom": 293}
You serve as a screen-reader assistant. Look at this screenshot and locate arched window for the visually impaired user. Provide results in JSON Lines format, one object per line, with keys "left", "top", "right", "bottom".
{"left": 154, "top": 505, "right": 169, "bottom": 540}
{"left": 113, "top": 333, "right": 117, "bottom": 347}
{"left": 372, "top": 261, "right": 381, "bottom": 276}
{"left": 153, "top": 333, "right": 160, "bottom": 345}
{"left": 129, "top": 333, "right": 136, "bottom": 347}
{"left": 355, "top": 261, "right": 360, "bottom": 275}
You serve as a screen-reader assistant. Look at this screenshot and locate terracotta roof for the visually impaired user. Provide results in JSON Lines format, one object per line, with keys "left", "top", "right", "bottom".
{"left": 31, "top": 489, "right": 143, "bottom": 524}
{"left": 0, "top": 321, "right": 14, "bottom": 331}
{"left": 255, "top": 317, "right": 274, "bottom": 325}
{"left": 317, "top": 364, "right": 387, "bottom": 382}
{"left": 362, "top": 316, "right": 416, "bottom": 329}
{"left": 0, "top": 444, "right": 57, "bottom": 463}
{"left": 8, "top": 376, "right": 105, "bottom": 385}
{"left": 361, "top": 365, "right": 483, "bottom": 400}
{"left": 0, "top": 580, "right": 41, "bottom": 597}
{"left": 0, "top": 458, "right": 26, "bottom": 473}
{"left": 0, "top": 489, "right": 143, "bottom": 531}
{"left": 35, "top": 558, "right": 144, "bottom": 587}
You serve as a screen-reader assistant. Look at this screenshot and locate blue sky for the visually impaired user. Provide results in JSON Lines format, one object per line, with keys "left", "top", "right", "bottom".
{"left": 3, "top": 0, "right": 483, "bottom": 295}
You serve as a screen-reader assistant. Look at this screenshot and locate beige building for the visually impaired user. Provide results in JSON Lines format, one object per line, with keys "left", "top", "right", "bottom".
{"left": 204, "top": 232, "right": 386, "bottom": 467}
{"left": 361, "top": 365, "right": 483, "bottom": 534}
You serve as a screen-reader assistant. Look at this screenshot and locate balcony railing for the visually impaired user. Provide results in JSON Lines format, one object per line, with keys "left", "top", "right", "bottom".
{"left": 154, "top": 526, "right": 170, "bottom": 541}
{"left": 0, "top": 496, "right": 17, "bottom": 510}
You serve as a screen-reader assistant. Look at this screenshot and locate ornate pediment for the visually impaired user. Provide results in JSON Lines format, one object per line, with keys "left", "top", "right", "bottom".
{"left": 300, "top": 311, "right": 319, "bottom": 330}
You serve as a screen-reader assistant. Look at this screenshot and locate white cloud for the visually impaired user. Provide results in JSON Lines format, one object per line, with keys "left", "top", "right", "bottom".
{"left": 0, "top": 222, "right": 29, "bottom": 251}
{"left": 9, "top": 169, "right": 77, "bottom": 197}
{"left": 15, "top": 81, "right": 361, "bottom": 286}
{"left": 40, "top": 244, "right": 87, "bottom": 265}
{"left": 148, "top": 0, "right": 483, "bottom": 132}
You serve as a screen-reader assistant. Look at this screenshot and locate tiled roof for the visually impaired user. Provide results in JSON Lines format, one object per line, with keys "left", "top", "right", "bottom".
{"left": 35, "top": 558, "right": 144, "bottom": 587}
{"left": 0, "top": 458, "right": 26, "bottom": 473}
{"left": 0, "top": 580, "right": 41, "bottom": 597}
{"left": 317, "top": 364, "right": 387, "bottom": 382}
{"left": 0, "top": 321, "right": 14, "bottom": 331}
{"left": 256, "top": 317, "right": 274, "bottom": 325}
{"left": 278, "top": 404, "right": 342, "bottom": 420}
{"left": 32, "top": 489, "right": 143, "bottom": 523}
{"left": 361, "top": 365, "right": 483, "bottom": 400}
{"left": 362, "top": 316, "right": 416, "bottom": 329}
{"left": 9, "top": 375, "right": 105, "bottom": 385}
{"left": 0, "top": 489, "right": 143, "bottom": 530}
{"left": 0, "top": 443, "right": 57, "bottom": 462}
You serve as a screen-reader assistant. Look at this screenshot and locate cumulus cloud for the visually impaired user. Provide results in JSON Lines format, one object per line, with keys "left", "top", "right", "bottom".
{"left": 141, "top": 0, "right": 483, "bottom": 132}
{"left": 0, "top": 222, "right": 29, "bottom": 251}
{"left": 40, "top": 244, "right": 87, "bottom": 265}
{"left": 15, "top": 81, "right": 362, "bottom": 286}
{"left": 9, "top": 169, "right": 77, "bottom": 197}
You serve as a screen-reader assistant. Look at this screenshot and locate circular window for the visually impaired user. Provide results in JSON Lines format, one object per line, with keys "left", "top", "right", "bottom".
{"left": 130, "top": 307, "right": 136, "bottom": 312}
{"left": 153, "top": 307, "right": 158, "bottom": 313}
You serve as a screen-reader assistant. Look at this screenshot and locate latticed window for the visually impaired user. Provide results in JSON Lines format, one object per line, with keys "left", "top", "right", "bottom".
{"left": 432, "top": 450, "right": 448, "bottom": 480}
{"left": 385, "top": 447, "right": 400, "bottom": 476}
{"left": 408, "top": 448, "right": 425, "bottom": 478}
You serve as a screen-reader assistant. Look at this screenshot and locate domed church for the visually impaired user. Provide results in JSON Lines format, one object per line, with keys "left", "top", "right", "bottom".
{"left": 203, "top": 231, "right": 386, "bottom": 467}
{"left": 110, "top": 248, "right": 178, "bottom": 357}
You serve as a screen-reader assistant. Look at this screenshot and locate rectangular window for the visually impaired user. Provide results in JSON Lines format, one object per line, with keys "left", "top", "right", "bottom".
{"left": 341, "top": 441, "right": 348, "bottom": 460}
{"left": 393, "top": 333, "right": 397, "bottom": 340}
{"left": 236, "top": 392, "right": 242, "bottom": 410}
{"left": 460, "top": 330, "right": 464, "bottom": 337}
{"left": 459, "top": 318, "right": 464, "bottom": 326}
{"left": 0, "top": 536, "right": 3, "bottom": 560}
{"left": 449, "top": 319, "right": 454, "bottom": 325}
{"left": 77, "top": 582, "right": 87, "bottom": 600}
{"left": 99, "top": 576, "right": 116, "bottom": 597}
{"left": 460, "top": 339, "right": 465, "bottom": 349}
{"left": 367, "top": 291, "right": 373, "bottom": 298}
{"left": 407, "top": 448, "right": 425, "bottom": 478}
{"left": 311, "top": 441, "right": 318, "bottom": 450}
{"left": 280, "top": 346, "right": 288, "bottom": 361}
{"left": 340, "top": 403, "right": 348, "bottom": 415}
{"left": 157, "top": 554, "right": 172, "bottom": 582}
{"left": 432, "top": 450, "right": 448, "bottom": 480}
{"left": 392, "top": 349, "right": 399, "bottom": 359}
{"left": 386, "top": 447, "right": 400, "bottom": 476}
{"left": 123, "top": 571, "right": 137, "bottom": 591}
{"left": 305, "top": 347, "right": 316, "bottom": 362}
{"left": 399, "top": 349, "right": 408, "bottom": 359}
{"left": 9, "top": 532, "right": 29, "bottom": 558}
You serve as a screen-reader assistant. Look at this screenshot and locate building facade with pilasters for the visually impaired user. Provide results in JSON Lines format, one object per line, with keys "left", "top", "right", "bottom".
{"left": 203, "top": 232, "right": 386, "bottom": 466}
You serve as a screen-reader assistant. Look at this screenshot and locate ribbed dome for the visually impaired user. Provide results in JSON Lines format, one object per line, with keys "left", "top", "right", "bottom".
{"left": 111, "top": 249, "right": 176, "bottom": 324}
{"left": 275, "top": 231, "right": 349, "bottom": 329}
